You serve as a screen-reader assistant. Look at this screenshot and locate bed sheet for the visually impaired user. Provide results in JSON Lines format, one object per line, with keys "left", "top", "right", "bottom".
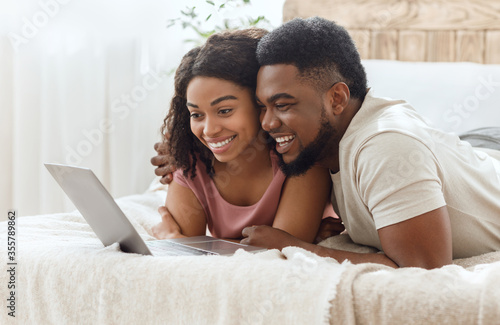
{"left": 1, "top": 184, "right": 499, "bottom": 324}
{"left": 0, "top": 189, "right": 344, "bottom": 325}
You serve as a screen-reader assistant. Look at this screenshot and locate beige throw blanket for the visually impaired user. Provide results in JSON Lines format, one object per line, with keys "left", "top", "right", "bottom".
{"left": 0, "top": 189, "right": 344, "bottom": 325}
{"left": 321, "top": 235, "right": 500, "bottom": 324}
{"left": 1, "top": 183, "right": 499, "bottom": 324}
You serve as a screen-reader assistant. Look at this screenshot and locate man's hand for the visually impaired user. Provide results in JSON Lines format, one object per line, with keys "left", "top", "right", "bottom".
{"left": 241, "top": 225, "right": 304, "bottom": 250}
{"left": 314, "top": 217, "right": 345, "bottom": 244}
{"left": 151, "top": 206, "right": 184, "bottom": 239}
{"left": 151, "top": 142, "right": 175, "bottom": 185}
{"left": 241, "top": 225, "right": 399, "bottom": 267}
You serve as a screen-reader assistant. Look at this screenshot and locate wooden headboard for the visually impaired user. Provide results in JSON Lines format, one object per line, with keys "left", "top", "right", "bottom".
{"left": 283, "top": 0, "right": 500, "bottom": 63}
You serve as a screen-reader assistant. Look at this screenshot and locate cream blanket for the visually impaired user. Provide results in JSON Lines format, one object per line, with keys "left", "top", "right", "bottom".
{"left": 1, "top": 184, "right": 499, "bottom": 324}
{"left": 0, "top": 189, "right": 343, "bottom": 325}
{"left": 321, "top": 235, "right": 500, "bottom": 324}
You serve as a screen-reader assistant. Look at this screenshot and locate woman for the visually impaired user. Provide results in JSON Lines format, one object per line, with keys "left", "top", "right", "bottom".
{"left": 152, "top": 28, "right": 334, "bottom": 243}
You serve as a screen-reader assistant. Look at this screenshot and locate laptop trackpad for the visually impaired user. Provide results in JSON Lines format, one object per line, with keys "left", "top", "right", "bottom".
{"left": 146, "top": 240, "right": 212, "bottom": 256}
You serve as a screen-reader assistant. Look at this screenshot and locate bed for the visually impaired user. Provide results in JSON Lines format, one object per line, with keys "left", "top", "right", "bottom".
{"left": 2, "top": 0, "right": 500, "bottom": 324}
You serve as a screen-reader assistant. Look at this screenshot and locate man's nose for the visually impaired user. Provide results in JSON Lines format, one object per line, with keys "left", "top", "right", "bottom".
{"left": 260, "top": 109, "right": 281, "bottom": 131}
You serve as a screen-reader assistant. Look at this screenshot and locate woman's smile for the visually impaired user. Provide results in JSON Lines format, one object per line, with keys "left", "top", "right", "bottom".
{"left": 206, "top": 135, "right": 236, "bottom": 153}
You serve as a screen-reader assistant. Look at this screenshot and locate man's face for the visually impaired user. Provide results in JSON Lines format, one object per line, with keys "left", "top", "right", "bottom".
{"left": 256, "top": 64, "right": 337, "bottom": 176}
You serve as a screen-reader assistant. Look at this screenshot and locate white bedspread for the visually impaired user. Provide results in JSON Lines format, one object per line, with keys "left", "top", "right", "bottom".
{"left": 0, "top": 189, "right": 344, "bottom": 325}
{"left": 1, "top": 184, "right": 499, "bottom": 324}
{"left": 322, "top": 235, "right": 500, "bottom": 324}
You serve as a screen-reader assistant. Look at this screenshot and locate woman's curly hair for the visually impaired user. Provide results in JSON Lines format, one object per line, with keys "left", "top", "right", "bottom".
{"left": 160, "top": 28, "right": 268, "bottom": 179}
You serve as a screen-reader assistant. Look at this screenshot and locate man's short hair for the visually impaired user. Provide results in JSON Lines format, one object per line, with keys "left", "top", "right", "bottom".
{"left": 256, "top": 17, "right": 367, "bottom": 100}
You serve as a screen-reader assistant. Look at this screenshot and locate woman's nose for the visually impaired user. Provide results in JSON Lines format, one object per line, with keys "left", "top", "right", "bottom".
{"left": 203, "top": 116, "right": 222, "bottom": 137}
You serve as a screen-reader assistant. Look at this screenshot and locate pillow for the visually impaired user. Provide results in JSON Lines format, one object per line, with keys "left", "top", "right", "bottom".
{"left": 459, "top": 127, "right": 500, "bottom": 151}
{"left": 362, "top": 60, "right": 500, "bottom": 135}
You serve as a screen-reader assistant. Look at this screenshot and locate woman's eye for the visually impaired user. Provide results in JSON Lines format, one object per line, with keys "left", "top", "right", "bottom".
{"left": 219, "top": 108, "right": 233, "bottom": 115}
{"left": 190, "top": 112, "right": 202, "bottom": 119}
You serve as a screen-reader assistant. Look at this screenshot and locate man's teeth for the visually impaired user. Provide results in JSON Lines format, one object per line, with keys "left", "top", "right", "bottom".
{"left": 275, "top": 135, "right": 295, "bottom": 146}
{"left": 209, "top": 136, "right": 235, "bottom": 148}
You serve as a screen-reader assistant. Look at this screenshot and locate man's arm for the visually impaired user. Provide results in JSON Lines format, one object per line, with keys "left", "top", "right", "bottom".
{"left": 378, "top": 206, "right": 452, "bottom": 268}
{"left": 241, "top": 225, "right": 398, "bottom": 268}
{"left": 242, "top": 206, "right": 452, "bottom": 269}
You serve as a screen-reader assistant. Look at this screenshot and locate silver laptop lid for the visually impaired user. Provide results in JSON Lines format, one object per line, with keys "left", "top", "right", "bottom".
{"left": 45, "top": 163, "right": 152, "bottom": 255}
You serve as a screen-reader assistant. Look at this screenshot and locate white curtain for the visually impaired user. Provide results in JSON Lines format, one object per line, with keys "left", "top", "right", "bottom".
{"left": 0, "top": 0, "right": 284, "bottom": 218}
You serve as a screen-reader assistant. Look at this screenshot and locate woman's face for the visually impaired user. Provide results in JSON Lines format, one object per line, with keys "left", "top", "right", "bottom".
{"left": 186, "top": 76, "right": 261, "bottom": 163}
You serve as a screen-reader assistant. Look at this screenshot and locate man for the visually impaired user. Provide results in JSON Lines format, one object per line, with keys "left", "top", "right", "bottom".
{"left": 153, "top": 17, "right": 500, "bottom": 269}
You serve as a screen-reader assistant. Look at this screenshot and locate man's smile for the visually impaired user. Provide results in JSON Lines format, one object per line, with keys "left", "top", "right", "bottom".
{"left": 271, "top": 134, "right": 296, "bottom": 155}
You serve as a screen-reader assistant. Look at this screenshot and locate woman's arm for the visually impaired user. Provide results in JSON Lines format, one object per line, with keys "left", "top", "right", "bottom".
{"left": 152, "top": 181, "right": 207, "bottom": 239}
{"left": 271, "top": 166, "right": 332, "bottom": 243}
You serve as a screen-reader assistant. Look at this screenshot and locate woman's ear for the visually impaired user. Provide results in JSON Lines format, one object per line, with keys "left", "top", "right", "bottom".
{"left": 327, "top": 82, "right": 350, "bottom": 115}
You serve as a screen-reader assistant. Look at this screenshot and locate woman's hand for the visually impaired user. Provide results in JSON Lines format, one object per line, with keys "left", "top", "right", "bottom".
{"left": 314, "top": 217, "right": 345, "bottom": 244}
{"left": 151, "top": 206, "right": 184, "bottom": 239}
{"left": 240, "top": 225, "right": 304, "bottom": 250}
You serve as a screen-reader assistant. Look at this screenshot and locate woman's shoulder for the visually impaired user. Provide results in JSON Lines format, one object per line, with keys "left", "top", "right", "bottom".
{"left": 269, "top": 150, "right": 286, "bottom": 179}
{"left": 173, "top": 156, "right": 213, "bottom": 187}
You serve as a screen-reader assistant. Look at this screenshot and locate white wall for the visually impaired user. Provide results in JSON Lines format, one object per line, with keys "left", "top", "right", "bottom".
{"left": 0, "top": 0, "right": 285, "bottom": 220}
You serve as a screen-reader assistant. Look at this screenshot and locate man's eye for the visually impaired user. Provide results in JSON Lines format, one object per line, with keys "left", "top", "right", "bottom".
{"left": 275, "top": 103, "right": 290, "bottom": 110}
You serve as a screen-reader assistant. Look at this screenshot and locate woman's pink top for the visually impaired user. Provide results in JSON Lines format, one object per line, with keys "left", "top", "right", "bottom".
{"left": 173, "top": 152, "right": 286, "bottom": 239}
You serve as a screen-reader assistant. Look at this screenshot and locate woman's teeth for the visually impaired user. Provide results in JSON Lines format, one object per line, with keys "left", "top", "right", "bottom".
{"left": 209, "top": 136, "right": 235, "bottom": 148}
{"left": 275, "top": 135, "right": 295, "bottom": 146}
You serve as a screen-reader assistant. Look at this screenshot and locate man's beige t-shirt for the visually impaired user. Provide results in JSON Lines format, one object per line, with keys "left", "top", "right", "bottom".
{"left": 331, "top": 90, "right": 500, "bottom": 259}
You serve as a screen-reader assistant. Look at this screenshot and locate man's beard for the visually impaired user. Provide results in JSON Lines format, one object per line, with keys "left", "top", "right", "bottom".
{"left": 275, "top": 117, "right": 336, "bottom": 177}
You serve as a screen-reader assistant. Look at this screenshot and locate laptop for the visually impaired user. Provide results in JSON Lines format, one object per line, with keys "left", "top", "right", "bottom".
{"left": 45, "top": 163, "right": 265, "bottom": 256}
